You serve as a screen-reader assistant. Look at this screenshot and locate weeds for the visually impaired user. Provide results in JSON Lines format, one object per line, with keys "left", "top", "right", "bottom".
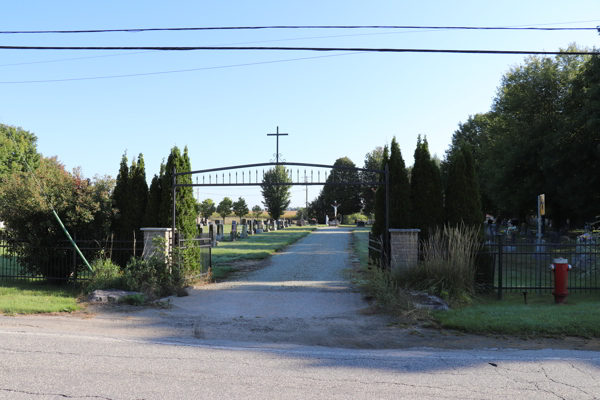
{"left": 404, "top": 223, "right": 482, "bottom": 303}
{"left": 119, "top": 293, "right": 145, "bottom": 306}
{"left": 84, "top": 254, "right": 127, "bottom": 293}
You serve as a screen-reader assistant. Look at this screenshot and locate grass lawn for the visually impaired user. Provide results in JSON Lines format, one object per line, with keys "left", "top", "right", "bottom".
{"left": 211, "top": 226, "right": 316, "bottom": 279}
{"left": 434, "top": 292, "right": 600, "bottom": 338}
{"left": 0, "top": 280, "right": 80, "bottom": 315}
{"left": 351, "top": 229, "right": 600, "bottom": 338}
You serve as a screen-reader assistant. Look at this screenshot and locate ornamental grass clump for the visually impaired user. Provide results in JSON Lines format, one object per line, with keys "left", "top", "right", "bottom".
{"left": 410, "top": 223, "right": 482, "bottom": 303}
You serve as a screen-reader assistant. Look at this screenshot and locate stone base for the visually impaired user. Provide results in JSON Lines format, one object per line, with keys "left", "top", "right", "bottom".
{"left": 88, "top": 290, "right": 143, "bottom": 303}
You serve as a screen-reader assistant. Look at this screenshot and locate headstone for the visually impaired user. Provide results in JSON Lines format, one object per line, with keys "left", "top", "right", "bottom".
{"left": 356, "top": 220, "right": 365, "bottom": 227}
{"left": 241, "top": 224, "right": 248, "bottom": 238}
{"left": 231, "top": 221, "right": 237, "bottom": 241}
{"left": 550, "top": 231, "right": 559, "bottom": 244}
{"left": 310, "top": 219, "right": 317, "bottom": 226}
{"left": 209, "top": 224, "right": 216, "bottom": 246}
{"left": 325, "top": 215, "right": 329, "bottom": 226}
{"left": 520, "top": 223, "right": 527, "bottom": 235}
{"left": 526, "top": 230, "right": 534, "bottom": 244}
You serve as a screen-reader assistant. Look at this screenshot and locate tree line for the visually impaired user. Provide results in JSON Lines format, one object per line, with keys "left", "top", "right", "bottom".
{"left": 449, "top": 44, "right": 599, "bottom": 228}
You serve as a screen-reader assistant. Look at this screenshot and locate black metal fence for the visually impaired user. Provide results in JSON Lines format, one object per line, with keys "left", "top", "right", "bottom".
{"left": 178, "top": 237, "right": 212, "bottom": 278}
{"left": 0, "top": 236, "right": 144, "bottom": 282}
{"left": 368, "top": 232, "right": 383, "bottom": 267}
{"left": 481, "top": 234, "right": 599, "bottom": 299}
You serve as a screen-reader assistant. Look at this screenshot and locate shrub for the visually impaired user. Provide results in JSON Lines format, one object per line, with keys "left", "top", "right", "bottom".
{"left": 123, "top": 236, "right": 186, "bottom": 300}
{"left": 120, "top": 293, "right": 145, "bottom": 306}
{"left": 85, "top": 256, "right": 126, "bottom": 293}
{"left": 358, "top": 266, "right": 413, "bottom": 312}
{"left": 404, "top": 223, "right": 482, "bottom": 303}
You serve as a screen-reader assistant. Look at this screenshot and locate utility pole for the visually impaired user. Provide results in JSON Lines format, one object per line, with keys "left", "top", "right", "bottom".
{"left": 305, "top": 172, "right": 308, "bottom": 220}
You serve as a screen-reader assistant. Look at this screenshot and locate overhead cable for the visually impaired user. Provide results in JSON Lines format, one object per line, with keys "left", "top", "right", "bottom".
{"left": 0, "top": 25, "right": 598, "bottom": 34}
{"left": 0, "top": 45, "right": 598, "bottom": 55}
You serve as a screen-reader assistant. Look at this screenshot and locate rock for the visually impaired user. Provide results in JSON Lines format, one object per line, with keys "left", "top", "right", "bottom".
{"left": 410, "top": 291, "right": 451, "bottom": 311}
{"left": 88, "top": 290, "right": 143, "bottom": 303}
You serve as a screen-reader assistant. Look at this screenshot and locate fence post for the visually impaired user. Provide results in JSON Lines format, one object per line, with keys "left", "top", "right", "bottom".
{"left": 497, "top": 234, "right": 504, "bottom": 300}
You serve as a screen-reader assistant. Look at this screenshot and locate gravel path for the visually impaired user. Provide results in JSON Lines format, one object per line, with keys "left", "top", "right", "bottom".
{"left": 208, "top": 226, "right": 353, "bottom": 292}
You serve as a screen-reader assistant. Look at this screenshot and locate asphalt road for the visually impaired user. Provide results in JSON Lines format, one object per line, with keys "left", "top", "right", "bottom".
{"left": 1, "top": 329, "right": 599, "bottom": 399}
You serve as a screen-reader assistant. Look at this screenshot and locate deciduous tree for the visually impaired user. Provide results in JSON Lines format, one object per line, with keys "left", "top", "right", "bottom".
{"left": 232, "top": 197, "right": 249, "bottom": 222}
{"left": 260, "top": 165, "right": 292, "bottom": 220}
{"left": 198, "top": 198, "right": 216, "bottom": 220}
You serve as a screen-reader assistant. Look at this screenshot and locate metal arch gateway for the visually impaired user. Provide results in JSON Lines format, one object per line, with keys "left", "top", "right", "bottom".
{"left": 171, "top": 161, "right": 390, "bottom": 261}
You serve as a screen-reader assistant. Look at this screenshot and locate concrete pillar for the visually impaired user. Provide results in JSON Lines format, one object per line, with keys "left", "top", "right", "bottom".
{"left": 389, "top": 229, "right": 420, "bottom": 272}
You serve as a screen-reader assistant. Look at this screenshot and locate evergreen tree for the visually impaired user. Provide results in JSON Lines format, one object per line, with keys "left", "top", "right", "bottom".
{"left": 371, "top": 145, "right": 389, "bottom": 238}
{"left": 159, "top": 146, "right": 196, "bottom": 239}
{"left": 144, "top": 160, "right": 164, "bottom": 227}
{"left": 389, "top": 137, "right": 411, "bottom": 229}
{"left": 129, "top": 153, "right": 148, "bottom": 235}
{"left": 410, "top": 136, "right": 443, "bottom": 239}
{"left": 307, "top": 189, "right": 328, "bottom": 223}
{"left": 111, "top": 152, "right": 131, "bottom": 237}
{"left": 446, "top": 144, "right": 483, "bottom": 227}
{"left": 361, "top": 146, "right": 384, "bottom": 217}
{"left": 445, "top": 147, "right": 470, "bottom": 226}
{"left": 321, "top": 157, "right": 362, "bottom": 221}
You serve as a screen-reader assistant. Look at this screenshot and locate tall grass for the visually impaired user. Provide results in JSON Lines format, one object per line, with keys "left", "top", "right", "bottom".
{"left": 407, "top": 223, "right": 482, "bottom": 302}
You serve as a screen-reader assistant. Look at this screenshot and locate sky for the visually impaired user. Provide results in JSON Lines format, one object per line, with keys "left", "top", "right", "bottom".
{"left": 1, "top": 1, "right": 600, "bottom": 210}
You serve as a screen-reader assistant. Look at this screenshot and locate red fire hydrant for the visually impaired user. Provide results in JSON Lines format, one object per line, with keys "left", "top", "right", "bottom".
{"left": 549, "top": 258, "right": 572, "bottom": 304}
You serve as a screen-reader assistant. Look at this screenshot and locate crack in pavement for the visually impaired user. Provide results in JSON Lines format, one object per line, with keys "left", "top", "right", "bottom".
{"left": 0, "top": 388, "right": 117, "bottom": 399}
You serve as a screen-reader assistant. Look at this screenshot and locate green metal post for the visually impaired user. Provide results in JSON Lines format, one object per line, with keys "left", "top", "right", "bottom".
{"left": 52, "top": 209, "right": 93, "bottom": 272}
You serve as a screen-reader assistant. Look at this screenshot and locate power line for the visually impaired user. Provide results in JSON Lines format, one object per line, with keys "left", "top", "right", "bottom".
{"left": 0, "top": 52, "right": 363, "bottom": 83}
{"left": 1, "top": 45, "right": 598, "bottom": 55}
{"left": 1, "top": 25, "right": 598, "bottom": 34}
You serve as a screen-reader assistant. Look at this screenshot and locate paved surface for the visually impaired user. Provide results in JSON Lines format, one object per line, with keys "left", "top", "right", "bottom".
{"left": 1, "top": 329, "right": 599, "bottom": 399}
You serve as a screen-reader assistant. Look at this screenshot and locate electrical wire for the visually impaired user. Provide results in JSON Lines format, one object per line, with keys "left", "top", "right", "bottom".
{"left": 0, "top": 52, "right": 364, "bottom": 84}
{"left": 1, "top": 45, "right": 598, "bottom": 55}
{"left": 1, "top": 24, "right": 598, "bottom": 34}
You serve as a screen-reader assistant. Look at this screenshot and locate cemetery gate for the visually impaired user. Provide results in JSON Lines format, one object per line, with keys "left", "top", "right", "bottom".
{"left": 171, "top": 160, "right": 389, "bottom": 263}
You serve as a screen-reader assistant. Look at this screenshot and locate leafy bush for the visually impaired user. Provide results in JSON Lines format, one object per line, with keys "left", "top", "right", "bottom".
{"left": 120, "top": 293, "right": 145, "bottom": 306}
{"left": 84, "top": 256, "right": 126, "bottom": 293}
{"left": 404, "top": 223, "right": 482, "bottom": 303}
{"left": 123, "top": 236, "right": 186, "bottom": 300}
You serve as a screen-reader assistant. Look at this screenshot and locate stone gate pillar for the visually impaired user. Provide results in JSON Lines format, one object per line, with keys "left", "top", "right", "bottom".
{"left": 389, "top": 229, "right": 420, "bottom": 272}
{"left": 141, "top": 228, "right": 176, "bottom": 261}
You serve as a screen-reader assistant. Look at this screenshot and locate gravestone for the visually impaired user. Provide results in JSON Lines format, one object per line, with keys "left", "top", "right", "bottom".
{"left": 520, "top": 224, "right": 527, "bottom": 235}
{"left": 550, "top": 231, "right": 559, "bottom": 244}
{"left": 356, "top": 220, "right": 365, "bottom": 227}
{"left": 241, "top": 224, "right": 248, "bottom": 239}
{"left": 526, "top": 230, "right": 534, "bottom": 244}
{"left": 219, "top": 224, "right": 226, "bottom": 241}
{"left": 209, "top": 224, "right": 216, "bottom": 247}
{"left": 231, "top": 221, "right": 237, "bottom": 241}
{"left": 309, "top": 219, "right": 317, "bottom": 226}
